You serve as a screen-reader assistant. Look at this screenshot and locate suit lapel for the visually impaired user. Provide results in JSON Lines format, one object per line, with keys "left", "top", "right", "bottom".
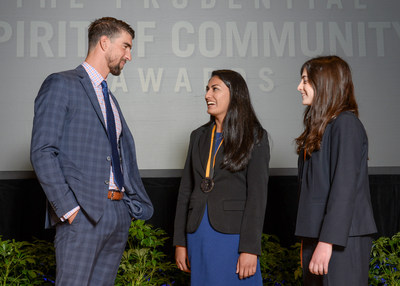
{"left": 75, "top": 65, "right": 107, "bottom": 131}
{"left": 110, "top": 92, "right": 124, "bottom": 127}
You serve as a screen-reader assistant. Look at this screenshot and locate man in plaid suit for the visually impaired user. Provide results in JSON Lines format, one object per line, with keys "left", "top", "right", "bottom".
{"left": 30, "top": 17, "right": 153, "bottom": 286}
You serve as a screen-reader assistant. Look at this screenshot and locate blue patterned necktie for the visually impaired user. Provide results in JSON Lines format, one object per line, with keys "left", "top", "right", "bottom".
{"left": 101, "top": 80, "right": 124, "bottom": 190}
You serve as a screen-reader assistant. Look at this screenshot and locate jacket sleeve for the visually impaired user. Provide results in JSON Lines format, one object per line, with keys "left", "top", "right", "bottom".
{"left": 319, "top": 114, "right": 365, "bottom": 247}
{"left": 238, "top": 131, "right": 270, "bottom": 255}
{"left": 173, "top": 131, "right": 196, "bottom": 247}
{"left": 30, "top": 73, "right": 79, "bottom": 219}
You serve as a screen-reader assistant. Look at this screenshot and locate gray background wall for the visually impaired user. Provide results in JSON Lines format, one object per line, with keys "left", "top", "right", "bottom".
{"left": 1, "top": 0, "right": 399, "bottom": 176}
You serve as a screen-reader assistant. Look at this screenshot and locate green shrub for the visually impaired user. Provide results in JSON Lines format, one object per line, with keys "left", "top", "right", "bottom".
{"left": 369, "top": 232, "right": 400, "bottom": 285}
{"left": 27, "top": 238, "right": 56, "bottom": 285}
{"left": 2, "top": 228, "right": 399, "bottom": 286}
{"left": 260, "top": 234, "right": 302, "bottom": 285}
{"left": 0, "top": 237, "right": 47, "bottom": 285}
{"left": 115, "top": 219, "right": 188, "bottom": 286}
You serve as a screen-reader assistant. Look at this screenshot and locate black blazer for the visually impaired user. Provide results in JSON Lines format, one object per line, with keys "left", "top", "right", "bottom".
{"left": 295, "top": 111, "right": 377, "bottom": 247}
{"left": 173, "top": 122, "right": 270, "bottom": 255}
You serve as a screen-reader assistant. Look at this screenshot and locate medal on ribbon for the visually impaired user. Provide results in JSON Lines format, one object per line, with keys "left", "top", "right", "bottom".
{"left": 200, "top": 178, "right": 214, "bottom": 193}
{"left": 201, "top": 124, "right": 223, "bottom": 193}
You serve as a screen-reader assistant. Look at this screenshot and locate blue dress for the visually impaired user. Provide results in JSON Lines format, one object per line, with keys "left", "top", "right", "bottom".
{"left": 187, "top": 133, "right": 262, "bottom": 285}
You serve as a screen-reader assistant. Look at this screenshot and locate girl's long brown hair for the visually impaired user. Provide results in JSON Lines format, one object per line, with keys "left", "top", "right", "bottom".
{"left": 295, "top": 56, "right": 359, "bottom": 156}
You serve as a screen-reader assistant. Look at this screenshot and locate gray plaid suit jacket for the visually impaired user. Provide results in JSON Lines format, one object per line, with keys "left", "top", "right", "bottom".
{"left": 31, "top": 65, "right": 153, "bottom": 228}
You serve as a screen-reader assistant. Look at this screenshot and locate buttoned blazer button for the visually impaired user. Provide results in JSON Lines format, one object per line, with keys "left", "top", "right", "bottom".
{"left": 106, "top": 156, "right": 111, "bottom": 161}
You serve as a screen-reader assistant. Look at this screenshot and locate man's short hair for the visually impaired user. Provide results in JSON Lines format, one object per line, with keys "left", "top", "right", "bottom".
{"left": 88, "top": 17, "right": 135, "bottom": 51}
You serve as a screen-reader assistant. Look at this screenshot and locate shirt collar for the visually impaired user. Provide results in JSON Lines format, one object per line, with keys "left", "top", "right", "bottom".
{"left": 82, "top": 62, "right": 105, "bottom": 88}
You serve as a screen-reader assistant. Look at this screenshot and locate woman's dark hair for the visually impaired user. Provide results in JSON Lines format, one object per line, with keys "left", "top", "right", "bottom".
{"left": 87, "top": 17, "right": 135, "bottom": 52}
{"left": 210, "top": 70, "right": 264, "bottom": 172}
{"left": 295, "top": 55, "right": 359, "bottom": 156}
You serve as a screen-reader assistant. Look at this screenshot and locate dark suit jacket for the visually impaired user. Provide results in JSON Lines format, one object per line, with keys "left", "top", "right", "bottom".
{"left": 31, "top": 65, "right": 153, "bottom": 228}
{"left": 173, "top": 122, "right": 270, "bottom": 255}
{"left": 295, "top": 111, "right": 377, "bottom": 247}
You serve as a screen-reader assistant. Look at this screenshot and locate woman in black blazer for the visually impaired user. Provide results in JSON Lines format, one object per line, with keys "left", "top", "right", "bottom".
{"left": 173, "top": 70, "right": 270, "bottom": 285}
{"left": 295, "top": 56, "right": 377, "bottom": 285}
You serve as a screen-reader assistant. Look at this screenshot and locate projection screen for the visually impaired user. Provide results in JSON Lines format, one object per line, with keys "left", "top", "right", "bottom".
{"left": 0, "top": 0, "right": 399, "bottom": 177}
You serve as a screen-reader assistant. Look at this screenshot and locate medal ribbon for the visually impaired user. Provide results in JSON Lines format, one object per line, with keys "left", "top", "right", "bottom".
{"left": 205, "top": 125, "right": 224, "bottom": 179}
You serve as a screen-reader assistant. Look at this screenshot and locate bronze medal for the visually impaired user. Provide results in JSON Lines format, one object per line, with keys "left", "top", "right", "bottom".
{"left": 201, "top": 178, "right": 214, "bottom": 193}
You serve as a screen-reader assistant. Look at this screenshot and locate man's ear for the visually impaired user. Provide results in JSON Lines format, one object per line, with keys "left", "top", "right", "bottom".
{"left": 99, "top": 35, "right": 109, "bottom": 51}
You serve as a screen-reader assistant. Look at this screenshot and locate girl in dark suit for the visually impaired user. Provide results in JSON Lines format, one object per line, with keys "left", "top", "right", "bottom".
{"left": 295, "top": 56, "right": 377, "bottom": 285}
{"left": 173, "top": 70, "right": 270, "bottom": 285}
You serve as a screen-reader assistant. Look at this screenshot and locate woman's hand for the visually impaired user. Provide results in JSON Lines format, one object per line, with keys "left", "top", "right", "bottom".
{"left": 175, "top": 246, "right": 191, "bottom": 273}
{"left": 236, "top": 252, "right": 258, "bottom": 279}
{"left": 309, "top": 241, "right": 333, "bottom": 275}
